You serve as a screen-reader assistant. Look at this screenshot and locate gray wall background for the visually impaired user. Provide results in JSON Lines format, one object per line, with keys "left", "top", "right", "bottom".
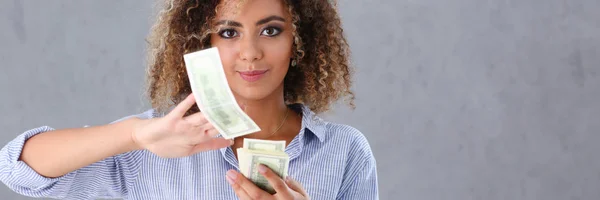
{"left": 1, "top": 0, "right": 598, "bottom": 199}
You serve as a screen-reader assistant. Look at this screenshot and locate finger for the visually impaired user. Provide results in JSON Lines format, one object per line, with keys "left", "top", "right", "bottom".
{"left": 169, "top": 93, "right": 197, "bottom": 118}
{"left": 204, "top": 126, "right": 219, "bottom": 138}
{"left": 258, "top": 164, "right": 290, "bottom": 194}
{"left": 189, "top": 123, "right": 218, "bottom": 144}
{"left": 230, "top": 169, "right": 271, "bottom": 199}
{"left": 183, "top": 111, "right": 208, "bottom": 125}
{"left": 189, "top": 138, "right": 233, "bottom": 154}
{"left": 226, "top": 170, "right": 252, "bottom": 200}
{"left": 285, "top": 177, "right": 308, "bottom": 196}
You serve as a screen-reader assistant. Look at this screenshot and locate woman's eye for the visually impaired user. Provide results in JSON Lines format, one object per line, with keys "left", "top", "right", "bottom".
{"left": 261, "top": 27, "right": 281, "bottom": 37}
{"left": 219, "top": 29, "right": 238, "bottom": 38}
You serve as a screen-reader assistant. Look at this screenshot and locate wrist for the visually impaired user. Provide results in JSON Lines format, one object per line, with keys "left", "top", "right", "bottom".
{"left": 124, "top": 117, "right": 145, "bottom": 151}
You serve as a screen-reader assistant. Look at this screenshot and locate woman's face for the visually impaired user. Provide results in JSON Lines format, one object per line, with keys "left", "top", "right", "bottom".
{"left": 210, "top": 0, "right": 294, "bottom": 102}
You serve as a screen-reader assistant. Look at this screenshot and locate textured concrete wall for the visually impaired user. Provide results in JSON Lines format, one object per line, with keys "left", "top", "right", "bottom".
{"left": 1, "top": 0, "right": 599, "bottom": 199}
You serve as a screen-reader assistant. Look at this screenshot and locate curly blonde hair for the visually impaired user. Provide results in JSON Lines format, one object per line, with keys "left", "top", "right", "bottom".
{"left": 144, "top": 0, "right": 354, "bottom": 115}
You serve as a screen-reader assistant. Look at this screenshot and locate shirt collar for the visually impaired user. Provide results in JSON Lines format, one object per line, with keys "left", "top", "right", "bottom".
{"left": 291, "top": 103, "right": 327, "bottom": 143}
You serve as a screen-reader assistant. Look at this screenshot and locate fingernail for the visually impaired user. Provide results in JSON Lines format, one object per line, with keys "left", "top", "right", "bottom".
{"left": 226, "top": 175, "right": 234, "bottom": 185}
{"left": 226, "top": 170, "right": 237, "bottom": 181}
{"left": 258, "top": 164, "right": 267, "bottom": 174}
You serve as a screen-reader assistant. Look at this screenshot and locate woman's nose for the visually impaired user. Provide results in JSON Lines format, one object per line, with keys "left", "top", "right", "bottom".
{"left": 239, "top": 36, "right": 263, "bottom": 63}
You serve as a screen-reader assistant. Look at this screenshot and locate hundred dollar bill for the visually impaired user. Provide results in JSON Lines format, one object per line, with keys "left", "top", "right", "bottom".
{"left": 237, "top": 138, "right": 289, "bottom": 194}
{"left": 243, "top": 138, "right": 286, "bottom": 152}
{"left": 183, "top": 47, "right": 261, "bottom": 139}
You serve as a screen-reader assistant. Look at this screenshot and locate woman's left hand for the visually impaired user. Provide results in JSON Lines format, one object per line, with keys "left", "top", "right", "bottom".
{"left": 226, "top": 165, "right": 310, "bottom": 200}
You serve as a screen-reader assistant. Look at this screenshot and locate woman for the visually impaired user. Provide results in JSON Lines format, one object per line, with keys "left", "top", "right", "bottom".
{"left": 0, "top": 0, "right": 378, "bottom": 199}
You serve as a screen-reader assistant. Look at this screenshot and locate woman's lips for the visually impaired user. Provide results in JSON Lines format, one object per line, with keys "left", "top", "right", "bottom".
{"left": 238, "top": 70, "right": 268, "bottom": 82}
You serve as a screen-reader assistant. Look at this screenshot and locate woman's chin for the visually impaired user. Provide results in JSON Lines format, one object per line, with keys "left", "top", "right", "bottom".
{"left": 232, "top": 89, "right": 271, "bottom": 102}
{"left": 230, "top": 81, "right": 283, "bottom": 103}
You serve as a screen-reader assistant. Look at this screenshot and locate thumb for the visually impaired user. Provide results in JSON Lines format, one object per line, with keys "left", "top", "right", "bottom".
{"left": 189, "top": 138, "right": 233, "bottom": 154}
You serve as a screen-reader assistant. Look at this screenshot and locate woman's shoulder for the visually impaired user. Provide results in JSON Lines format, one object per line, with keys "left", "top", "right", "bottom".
{"left": 318, "top": 120, "right": 377, "bottom": 174}
{"left": 295, "top": 104, "right": 373, "bottom": 153}
{"left": 323, "top": 121, "right": 373, "bottom": 153}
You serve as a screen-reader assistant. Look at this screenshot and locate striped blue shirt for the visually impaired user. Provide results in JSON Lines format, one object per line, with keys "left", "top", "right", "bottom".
{"left": 0, "top": 104, "right": 378, "bottom": 199}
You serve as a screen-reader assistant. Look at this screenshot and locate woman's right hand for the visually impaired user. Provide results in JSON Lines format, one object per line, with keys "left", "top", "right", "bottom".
{"left": 131, "top": 93, "right": 232, "bottom": 158}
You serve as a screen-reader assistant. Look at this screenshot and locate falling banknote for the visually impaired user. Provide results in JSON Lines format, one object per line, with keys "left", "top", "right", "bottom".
{"left": 237, "top": 138, "right": 289, "bottom": 194}
{"left": 183, "top": 47, "right": 261, "bottom": 139}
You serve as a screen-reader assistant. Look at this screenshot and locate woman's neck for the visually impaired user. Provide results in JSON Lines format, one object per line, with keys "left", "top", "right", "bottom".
{"left": 234, "top": 88, "right": 290, "bottom": 139}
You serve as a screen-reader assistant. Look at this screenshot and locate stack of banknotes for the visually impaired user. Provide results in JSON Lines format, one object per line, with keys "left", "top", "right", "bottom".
{"left": 237, "top": 138, "right": 289, "bottom": 194}
{"left": 183, "top": 47, "right": 261, "bottom": 139}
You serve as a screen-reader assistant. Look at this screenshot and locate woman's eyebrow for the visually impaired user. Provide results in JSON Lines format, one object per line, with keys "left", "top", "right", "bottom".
{"left": 214, "top": 15, "right": 285, "bottom": 27}
{"left": 256, "top": 15, "right": 286, "bottom": 26}
{"left": 215, "top": 20, "right": 242, "bottom": 27}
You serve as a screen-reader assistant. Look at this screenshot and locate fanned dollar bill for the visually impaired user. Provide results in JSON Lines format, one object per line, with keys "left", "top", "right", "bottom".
{"left": 183, "top": 47, "right": 261, "bottom": 139}
{"left": 238, "top": 138, "right": 289, "bottom": 194}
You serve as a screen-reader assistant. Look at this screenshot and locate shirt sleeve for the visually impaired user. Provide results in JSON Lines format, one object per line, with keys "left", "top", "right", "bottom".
{"left": 0, "top": 111, "right": 151, "bottom": 199}
{"left": 336, "top": 132, "right": 379, "bottom": 200}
